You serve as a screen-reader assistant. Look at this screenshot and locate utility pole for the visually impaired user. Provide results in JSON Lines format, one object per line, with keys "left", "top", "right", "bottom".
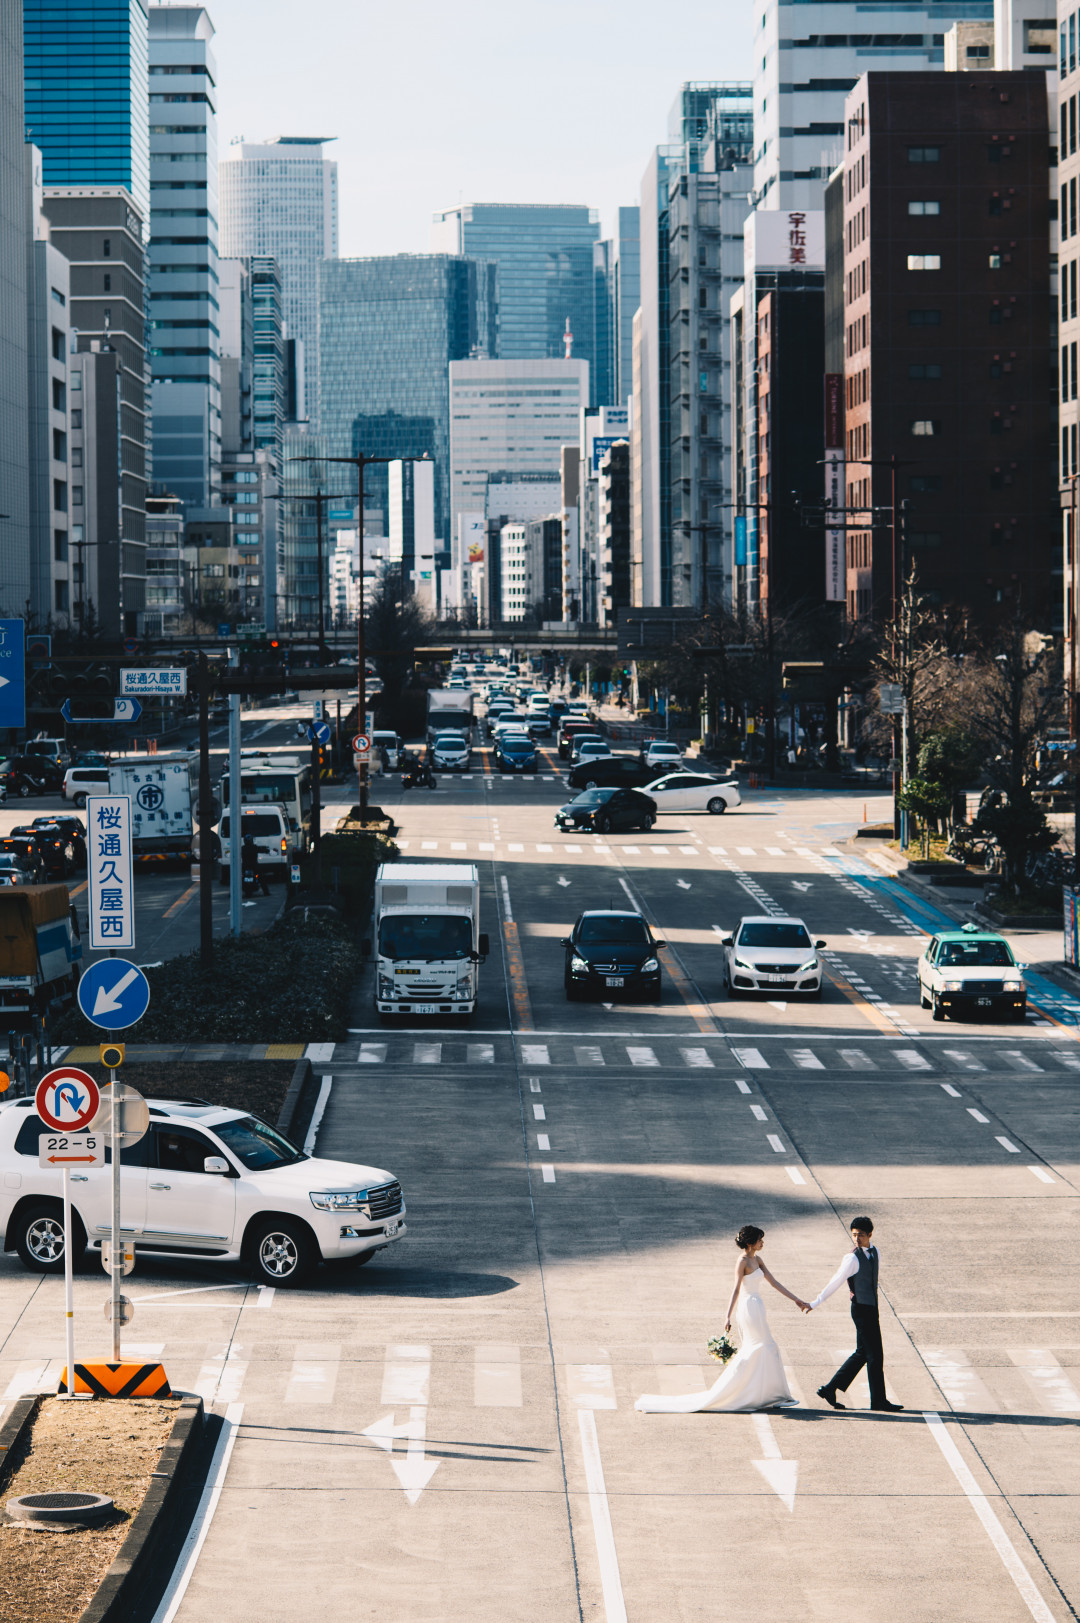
{"left": 197, "top": 651, "right": 213, "bottom": 967}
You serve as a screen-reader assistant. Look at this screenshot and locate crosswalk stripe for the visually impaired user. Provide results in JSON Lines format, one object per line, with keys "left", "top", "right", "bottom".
{"left": 737, "top": 846, "right": 755, "bottom": 855}
{"left": 678, "top": 845, "right": 696, "bottom": 855}
{"left": 305, "top": 1042, "right": 334, "bottom": 1062}
{"left": 944, "top": 1049, "right": 986, "bottom": 1071}
{"left": 474, "top": 1344, "right": 522, "bottom": 1407}
{"left": 521, "top": 1043, "right": 550, "bottom": 1065}
{"left": 707, "top": 846, "right": 727, "bottom": 854}
{"left": 467, "top": 1043, "right": 494, "bottom": 1064}
{"left": 414, "top": 1043, "right": 441, "bottom": 1064}
{"left": 508, "top": 842, "right": 524, "bottom": 851}
{"left": 358, "top": 1043, "right": 387, "bottom": 1063}
{"left": 893, "top": 1049, "right": 930, "bottom": 1070}
{"left": 565, "top": 844, "right": 582, "bottom": 853}
{"left": 750, "top": 1104, "right": 768, "bottom": 1121}
{"left": 785, "top": 1166, "right": 806, "bottom": 1184}
{"left": 541, "top": 1163, "right": 556, "bottom": 1183}
{"left": 924, "top": 1348, "right": 1001, "bottom": 1412}
{"left": 766, "top": 847, "right": 785, "bottom": 856}
{"left": 421, "top": 841, "right": 438, "bottom": 850}
{"left": 1003, "top": 1050, "right": 1043, "bottom": 1072}
{"left": 679, "top": 1047, "right": 714, "bottom": 1068}
{"left": 733, "top": 1047, "right": 768, "bottom": 1068}
{"left": 766, "top": 1133, "right": 786, "bottom": 1152}
{"left": 1008, "top": 1349, "right": 1080, "bottom": 1411}
{"left": 627, "top": 1046, "right": 659, "bottom": 1067}
{"left": 285, "top": 1344, "right": 340, "bottom": 1404}
{"left": 789, "top": 1049, "right": 824, "bottom": 1070}
{"left": 536, "top": 844, "right": 553, "bottom": 853}
{"left": 622, "top": 846, "right": 640, "bottom": 854}
{"left": 651, "top": 846, "right": 669, "bottom": 855}
{"left": 575, "top": 1045, "right": 604, "bottom": 1065}
{"left": 839, "top": 1049, "right": 874, "bottom": 1068}
{"left": 451, "top": 841, "right": 467, "bottom": 850}
{"left": 381, "top": 1345, "right": 430, "bottom": 1406}
{"left": 996, "top": 1136, "right": 1021, "bottom": 1153}
{"left": 565, "top": 1363, "right": 617, "bottom": 1410}
{"left": 1028, "top": 1165, "right": 1055, "bottom": 1183}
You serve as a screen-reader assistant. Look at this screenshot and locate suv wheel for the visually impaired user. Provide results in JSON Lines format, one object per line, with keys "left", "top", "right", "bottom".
{"left": 585, "top": 777, "right": 599, "bottom": 790}
{"left": 15, "top": 1201, "right": 85, "bottom": 1273}
{"left": 248, "top": 1217, "right": 316, "bottom": 1287}
{"left": 595, "top": 814, "right": 611, "bottom": 834}
{"left": 73, "top": 793, "right": 87, "bottom": 809}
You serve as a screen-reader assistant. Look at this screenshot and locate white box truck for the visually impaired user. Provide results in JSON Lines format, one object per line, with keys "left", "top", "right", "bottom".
{"left": 367, "top": 863, "right": 488, "bottom": 1020}
{"left": 426, "top": 687, "right": 474, "bottom": 745}
{"left": 108, "top": 753, "right": 198, "bottom": 861}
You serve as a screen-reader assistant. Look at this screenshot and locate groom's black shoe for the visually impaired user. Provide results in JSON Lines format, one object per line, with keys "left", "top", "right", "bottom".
{"left": 870, "top": 1400, "right": 904, "bottom": 1412}
{"left": 816, "top": 1385, "right": 845, "bottom": 1410}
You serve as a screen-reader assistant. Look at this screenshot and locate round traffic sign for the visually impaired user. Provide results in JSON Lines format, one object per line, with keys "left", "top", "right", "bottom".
{"left": 353, "top": 733, "right": 371, "bottom": 753}
{"left": 35, "top": 1067, "right": 100, "bottom": 1133}
{"left": 88, "top": 1082, "right": 149, "bottom": 1147}
{"left": 76, "top": 958, "right": 151, "bottom": 1031}
{"left": 123, "top": 637, "right": 139, "bottom": 655}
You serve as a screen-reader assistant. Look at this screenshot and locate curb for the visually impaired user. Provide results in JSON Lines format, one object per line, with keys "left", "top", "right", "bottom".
{"left": 0, "top": 1394, "right": 43, "bottom": 1492}
{"left": 277, "top": 1055, "right": 314, "bottom": 1140}
{"left": 77, "top": 1394, "right": 206, "bottom": 1623}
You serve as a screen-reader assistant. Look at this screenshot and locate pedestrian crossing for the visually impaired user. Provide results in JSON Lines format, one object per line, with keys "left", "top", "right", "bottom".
{"left": 5, "top": 1339, "right": 1079, "bottom": 1421}
{"left": 394, "top": 839, "right": 868, "bottom": 861}
{"left": 322, "top": 1034, "right": 1080, "bottom": 1076}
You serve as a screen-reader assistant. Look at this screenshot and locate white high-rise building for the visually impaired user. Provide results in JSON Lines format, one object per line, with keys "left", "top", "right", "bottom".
{"left": 752, "top": 0, "right": 994, "bottom": 211}
{"left": 219, "top": 136, "right": 338, "bottom": 425}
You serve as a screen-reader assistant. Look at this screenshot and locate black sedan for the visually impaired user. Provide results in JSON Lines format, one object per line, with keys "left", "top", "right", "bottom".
{"left": 566, "top": 755, "right": 654, "bottom": 791}
{"left": 494, "top": 732, "right": 538, "bottom": 773}
{"left": 0, "top": 850, "right": 38, "bottom": 886}
{"left": 562, "top": 910, "right": 665, "bottom": 1003}
{"left": 555, "top": 787, "right": 655, "bottom": 835}
{"left": 31, "top": 814, "right": 87, "bottom": 867}
{"left": 0, "top": 756, "right": 63, "bottom": 797}
{"left": 13, "top": 822, "right": 76, "bottom": 878}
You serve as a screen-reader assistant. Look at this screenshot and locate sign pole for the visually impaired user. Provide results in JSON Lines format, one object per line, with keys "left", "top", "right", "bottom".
{"left": 62, "top": 1165, "right": 76, "bottom": 1395}
{"left": 229, "top": 647, "right": 242, "bottom": 937}
{"left": 110, "top": 1069, "right": 120, "bottom": 1362}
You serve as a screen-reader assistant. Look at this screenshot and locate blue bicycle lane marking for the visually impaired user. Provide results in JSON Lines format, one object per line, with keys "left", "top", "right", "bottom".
{"left": 820, "top": 853, "right": 1080, "bottom": 1027}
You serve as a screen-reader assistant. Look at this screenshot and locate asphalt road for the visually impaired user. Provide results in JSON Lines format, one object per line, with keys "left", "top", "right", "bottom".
{"left": 1, "top": 737, "right": 1079, "bottom": 1622}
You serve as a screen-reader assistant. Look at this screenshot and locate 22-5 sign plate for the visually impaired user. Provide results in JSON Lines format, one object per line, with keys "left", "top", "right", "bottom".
{"left": 38, "top": 1133, "right": 105, "bottom": 1169}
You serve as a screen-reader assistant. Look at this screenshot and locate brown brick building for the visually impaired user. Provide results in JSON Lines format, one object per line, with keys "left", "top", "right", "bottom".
{"left": 838, "top": 71, "right": 1056, "bottom": 628}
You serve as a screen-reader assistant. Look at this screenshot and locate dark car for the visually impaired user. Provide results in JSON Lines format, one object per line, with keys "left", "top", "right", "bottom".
{"left": 494, "top": 732, "right": 538, "bottom": 773}
{"left": 0, "top": 851, "right": 37, "bottom": 887}
{"left": 558, "top": 719, "right": 602, "bottom": 759}
{"left": 555, "top": 786, "right": 656, "bottom": 834}
{"left": 566, "top": 755, "right": 653, "bottom": 792}
{"left": 30, "top": 814, "right": 87, "bottom": 868}
{"left": 13, "top": 822, "right": 75, "bottom": 878}
{"left": 562, "top": 909, "right": 665, "bottom": 1003}
{"left": 0, "top": 756, "right": 62, "bottom": 797}
{"left": 69, "top": 750, "right": 110, "bottom": 769}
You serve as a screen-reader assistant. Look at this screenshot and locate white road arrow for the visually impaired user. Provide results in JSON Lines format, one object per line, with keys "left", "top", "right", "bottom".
{"left": 751, "top": 1412, "right": 797, "bottom": 1511}
{"left": 92, "top": 966, "right": 140, "bottom": 1016}
{"left": 791, "top": 881, "right": 813, "bottom": 892}
{"left": 847, "top": 927, "right": 874, "bottom": 940}
{"left": 362, "top": 1406, "right": 439, "bottom": 1504}
{"left": 676, "top": 878, "right": 692, "bottom": 890}
{"left": 767, "top": 1001, "right": 788, "bottom": 1012}
{"left": 557, "top": 876, "right": 571, "bottom": 887}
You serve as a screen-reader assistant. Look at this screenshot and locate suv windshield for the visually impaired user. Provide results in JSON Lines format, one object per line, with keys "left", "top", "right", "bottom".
{"left": 214, "top": 1115, "right": 306, "bottom": 1170}
{"left": 578, "top": 915, "right": 650, "bottom": 945}
{"left": 379, "top": 913, "right": 474, "bottom": 960}
{"left": 501, "top": 736, "right": 533, "bottom": 752}
{"left": 738, "top": 922, "right": 812, "bottom": 948}
{"left": 938, "top": 939, "right": 1014, "bottom": 967}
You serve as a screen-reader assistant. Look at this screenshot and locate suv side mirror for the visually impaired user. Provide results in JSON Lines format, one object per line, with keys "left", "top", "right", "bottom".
{"left": 204, "top": 1156, "right": 230, "bottom": 1175}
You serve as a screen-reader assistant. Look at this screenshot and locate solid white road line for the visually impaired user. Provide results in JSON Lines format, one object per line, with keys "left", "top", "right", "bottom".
{"left": 474, "top": 1343, "right": 522, "bottom": 1407}
{"left": 151, "top": 1403, "right": 244, "bottom": 1623}
{"left": 303, "top": 1075, "right": 333, "bottom": 1155}
{"left": 922, "top": 1412, "right": 1059, "bottom": 1623}
{"left": 578, "top": 1409, "right": 628, "bottom": 1623}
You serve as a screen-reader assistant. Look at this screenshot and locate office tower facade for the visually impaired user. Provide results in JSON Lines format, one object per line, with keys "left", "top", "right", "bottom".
{"left": 635, "top": 86, "right": 754, "bottom": 610}
{"left": 751, "top": 0, "right": 994, "bottom": 212}
{"left": 499, "top": 523, "right": 535, "bottom": 620}
{"left": 597, "top": 440, "right": 631, "bottom": 627}
{"left": 593, "top": 206, "right": 640, "bottom": 409}
{"left": 1, "top": 5, "right": 31, "bottom": 622}
{"left": 26, "top": 146, "right": 72, "bottom": 626}
{"left": 147, "top": 2, "right": 220, "bottom": 511}
{"left": 838, "top": 71, "right": 1054, "bottom": 625}
{"left": 431, "top": 202, "right": 600, "bottom": 383}
{"left": 47, "top": 190, "right": 149, "bottom": 635}
{"left": 23, "top": 0, "right": 151, "bottom": 223}
{"left": 219, "top": 254, "right": 282, "bottom": 626}
{"left": 219, "top": 137, "right": 338, "bottom": 427}
{"left": 449, "top": 358, "right": 589, "bottom": 556}
{"left": 578, "top": 405, "right": 630, "bottom": 623}
{"left": 143, "top": 491, "right": 185, "bottom": 630}
{"left": 1063, "top": 0, "right": 1080, "bottom": 702}
{"left": 319, "top": 254, "right": 493, "bottom": 557}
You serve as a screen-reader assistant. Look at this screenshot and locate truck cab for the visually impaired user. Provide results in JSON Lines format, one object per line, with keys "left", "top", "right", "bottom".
{"left": 368, "top": 863, "right": 488, "bottom": 1020}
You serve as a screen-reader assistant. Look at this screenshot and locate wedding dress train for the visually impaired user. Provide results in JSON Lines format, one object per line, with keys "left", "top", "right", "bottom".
{"left": 635, "top": 1269, "right": 797, "bottom": 1413}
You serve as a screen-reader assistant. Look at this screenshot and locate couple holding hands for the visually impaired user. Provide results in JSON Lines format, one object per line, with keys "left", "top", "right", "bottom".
{"left": 636, "top": 1217, "right": 903, "bottom": 1415}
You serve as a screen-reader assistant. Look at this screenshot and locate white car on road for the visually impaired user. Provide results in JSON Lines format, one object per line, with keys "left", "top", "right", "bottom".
{"left": 720, "top": 915, "right": 825, "bottom": 998}
{"left": 0, "top": 1096, "right": 406, "bottom": 1287}
{"left": 644, "top": 772, "right": 741, "bottom": 814}
{"left": 641, "top": 740, "right": 684, "bottom": 772}
{"left": 430, "top": 731, "right": 472, "bottom": 771}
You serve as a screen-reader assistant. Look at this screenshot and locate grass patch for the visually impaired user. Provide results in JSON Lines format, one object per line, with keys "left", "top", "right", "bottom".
{"left": 983, "top": 886, "right": 1061, "bottom": 917}
{"left": 55, "top": 914, "right": 362, "bottom": 1045}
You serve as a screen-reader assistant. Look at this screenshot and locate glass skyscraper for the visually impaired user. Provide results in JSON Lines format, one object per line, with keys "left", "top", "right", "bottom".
{"left": 430, "top": 203, "right": 600, "bottom": 392}
{"left": 318, "top": 254, "right": 495, "bottom": 549}
{"left": 23, "top": 0, "right": 150, "bottom": 223}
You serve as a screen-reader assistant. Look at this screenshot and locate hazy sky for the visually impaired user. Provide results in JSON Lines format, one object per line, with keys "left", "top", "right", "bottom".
{"left": 209, "top": 0, "right": 754, "bottom": 258}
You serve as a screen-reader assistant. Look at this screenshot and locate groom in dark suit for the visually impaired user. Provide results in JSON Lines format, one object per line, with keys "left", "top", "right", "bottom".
{"left": 810, "top": 1216, "right": 903, "bottom": 1412}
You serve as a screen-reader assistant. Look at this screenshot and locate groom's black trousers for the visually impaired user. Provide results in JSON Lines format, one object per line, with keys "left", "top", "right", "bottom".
{"left": 829, "top": 1300, "right": 886, "bottom": 1406}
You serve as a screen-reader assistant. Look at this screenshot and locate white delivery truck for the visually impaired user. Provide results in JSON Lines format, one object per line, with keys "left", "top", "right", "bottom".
{"left": 426, "top": 687, "right": 474, "bottom": 745}
{"left": 367, "top": 863, "right": 488, "bottom": 1020}
{"left": 108, "top": 753, "right": 198, "bottom": 862}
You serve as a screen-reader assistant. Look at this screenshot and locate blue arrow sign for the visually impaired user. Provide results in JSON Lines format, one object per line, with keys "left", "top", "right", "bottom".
{"left": 61, "top": 698, "right": 143, "bottom": 724}
{"left": 77, "top": 958, "right": 151, "bottom": 1030}
{"left": 308, "top": 721, "right": 331, "bottom": 743}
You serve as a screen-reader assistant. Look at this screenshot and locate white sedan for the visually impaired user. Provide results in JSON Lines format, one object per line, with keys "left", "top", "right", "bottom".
{"left": 643, "top": 771, "right": 741, "bottom": 814}
{"left": 719, "top": 916, "right": 825, "bottom": 998}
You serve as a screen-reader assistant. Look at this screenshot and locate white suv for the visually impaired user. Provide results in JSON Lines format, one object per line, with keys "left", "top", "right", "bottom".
{"left": 0, "top": 1096, "right": 406, "bottom": 1287}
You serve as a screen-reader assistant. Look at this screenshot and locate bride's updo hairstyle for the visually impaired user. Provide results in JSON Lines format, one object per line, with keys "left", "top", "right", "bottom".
{"left": 736, "top": 1224, "right": 764, "bottom": 1250}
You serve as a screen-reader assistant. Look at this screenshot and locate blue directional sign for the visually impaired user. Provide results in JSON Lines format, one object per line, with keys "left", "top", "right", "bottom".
{"left": 307, "top": 721, "right": 331, "bottom": 744}
{"left": 61, "top": 697, "right": 143, "bottom": 724}
{"left": 0, "top": 619, "right": 26, "bottom": 730}
{"left": 77, "top": 958, "right": 151, "bottom": 1030}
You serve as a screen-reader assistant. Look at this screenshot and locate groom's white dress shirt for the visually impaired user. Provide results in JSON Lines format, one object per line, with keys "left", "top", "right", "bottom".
{"left": 810, "top": 1245, "right": 877, "bottom": 1311}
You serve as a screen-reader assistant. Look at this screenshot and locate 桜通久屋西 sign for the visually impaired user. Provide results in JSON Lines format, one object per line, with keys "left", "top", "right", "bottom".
{"left": 119, "top": 667, "right": 187, "bottom": 697}
{"left": 87, "top": 796, "right": 135, "bottom": 950}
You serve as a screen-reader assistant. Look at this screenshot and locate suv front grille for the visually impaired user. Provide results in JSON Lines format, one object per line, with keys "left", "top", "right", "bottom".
{"left": 368, "top": 1182, "right": 403, "bottom": 1219}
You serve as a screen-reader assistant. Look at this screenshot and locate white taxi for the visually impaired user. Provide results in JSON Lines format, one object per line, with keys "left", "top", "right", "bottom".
{"left": 916, "top": 923, "right": 1027, "bottom": 1021}
{"left": 0, "top": 1096, "right": 406, "bottom": 1286}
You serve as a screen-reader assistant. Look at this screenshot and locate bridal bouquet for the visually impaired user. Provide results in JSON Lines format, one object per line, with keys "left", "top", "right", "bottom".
{"left": 707, "top": 1333, "right": 737, "bottom": 1363}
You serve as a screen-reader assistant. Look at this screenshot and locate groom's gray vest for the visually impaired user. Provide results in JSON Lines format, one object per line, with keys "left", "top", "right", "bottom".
{"left": 848, "top": 1246, "right": 878, "bottom": 1305}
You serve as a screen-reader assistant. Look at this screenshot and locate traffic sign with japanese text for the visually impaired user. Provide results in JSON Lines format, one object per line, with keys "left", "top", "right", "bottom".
{"left": 87, "top": 796, "right": 135, "bottom": 950}
{"left": 120, "top": 668, "right": 187, "bottom": 698}
{"left": 0, "top": 619, "right": 25, "bottom": 730}
{"left": 77, "top": 958, "right": 150, "bottom": 1030}
{"left": 35, "top": 1068, "right": 100, "bottom": 1133}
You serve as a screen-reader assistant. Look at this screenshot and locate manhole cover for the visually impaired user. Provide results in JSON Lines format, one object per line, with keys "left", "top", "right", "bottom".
{"left": 7, "top": 1490, "right": 114, "bottom": 1526}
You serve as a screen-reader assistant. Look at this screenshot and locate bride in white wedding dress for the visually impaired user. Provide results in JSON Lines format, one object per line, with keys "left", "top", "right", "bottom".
{"left": 635, "top": 1224, "right": 809, "bottom": 1414}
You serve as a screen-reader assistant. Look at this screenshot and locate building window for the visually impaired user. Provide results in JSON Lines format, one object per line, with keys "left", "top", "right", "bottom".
{"left": 71, "top": 485, "right": 83, "bottom": 506}
{"left": 909, "top": 531, "right": 943, "bottom": 548}
{"left": 54, "top": 530, "right": 67, "bottom": 561}
{"left": 908, "top": 309, "right": 942, "bottom": 326}
{"left": 908, "top": 200, "right": 940, "bottom": 216}
{"left": 907, "top": 146, "right": 941, "bottom": 163}
{"left": 103, "top": 273, "right": 111, "bottom": 292}
{"left": 50, "top": 287, "right": 65, "bottom": 307}
{"left": 70, "top": 408, "right": 81, "bottom": 429}
{"left": 71, "top": 447, "right": 82, "bottom": 469}
{"left": 908, "top": 363, "right": 943, "bottom": 379}
{"left": 103, "top": 238, "right": 111, "bottom": 257}
{"left": 52, "top": 378, "right": 65, "bottom": 412}
{"left": 54, "top": 580, "right": 68, "bottom": 613}
{"left": 907, "top": 254, "right": 941, "bottom": 270}
{"left": 988, "top": 253, "right": 1002, "bottom": 269}
{"left": 910, "top": 420, "right": 940, "bottom": 436}
{"left": 52, "top": 429, "right": 66, "bottom": 462}
{"left": 53, "top": 480, "right": 67, "bottom": 511}
{"left": 70, "top": 371, "right": 80, "bottom": 391}
{"left": 51, "top": 328, "right": 65, "bottom": 361}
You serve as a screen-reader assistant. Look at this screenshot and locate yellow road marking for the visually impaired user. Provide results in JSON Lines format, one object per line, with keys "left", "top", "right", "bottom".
{"left": 163, "top": 882, "right": 199, "bottom": 919}
{"left": 824, "top": 964, "right": 899, "bottom": 1035}
{"left": 265, "top": 1043, "right": 304, "bottom": 1059}
{"left": 68, "top": 880, "right": 87, "bottom": 899}
{"left": 502, "top": 921, "right": 534, "bottom": 1031}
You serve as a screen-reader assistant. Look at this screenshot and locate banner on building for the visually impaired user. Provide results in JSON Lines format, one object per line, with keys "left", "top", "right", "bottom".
{"left": 734, "top": 515, "right": 747, "bottom": 567}
{"left": 824, "top": 374, "right": 845, "bottom": 602}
